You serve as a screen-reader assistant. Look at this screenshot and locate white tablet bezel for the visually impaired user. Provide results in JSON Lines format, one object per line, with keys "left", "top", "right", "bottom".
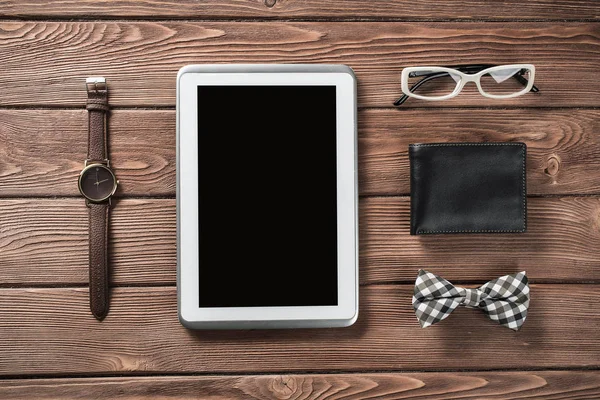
{"left": 177, "top": 64, "right": 358, "bottom": 329}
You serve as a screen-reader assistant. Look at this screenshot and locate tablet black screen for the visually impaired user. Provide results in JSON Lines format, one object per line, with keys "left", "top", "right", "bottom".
{"left": 197, "top": 85, "right": 338, "bottom": 307}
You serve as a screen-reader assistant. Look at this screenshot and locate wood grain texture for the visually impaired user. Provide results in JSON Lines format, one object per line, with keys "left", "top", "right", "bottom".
{"left": 360, "top": 108, "right": 600, "bottom": 196}
{"left": 1, "top": 371, "right": 600, "bottom": 399}
{"left": 1, "top": 0, "right": 598, "bottom": 20}
{"left": 0, "top": 199, "right": 175, "bottom": 286}
{"left": 2, "top": 109, "right": 600, "bottom": 197}
{"left": 0, "top": 110, "right": 174, "bottom": 197}
{"left": 0, "top": 285, "right": 598, "bottom": 375}
{"left": 0, "top": 22, "right": 598, "bottom": 107}
{"left": 1, "top": 197, "right": 599, "bottom": 286}
{"left": 360, "top": 196, "right": 600, "bottom": 284}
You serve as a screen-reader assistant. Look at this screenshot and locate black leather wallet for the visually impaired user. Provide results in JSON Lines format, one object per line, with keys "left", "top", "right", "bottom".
{"left": 409, "top": 143, "right": 526, "bottom": 235}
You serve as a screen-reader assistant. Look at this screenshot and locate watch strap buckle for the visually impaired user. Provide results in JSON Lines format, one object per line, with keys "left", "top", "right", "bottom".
{"left": 86, "top": 77, "right": 107, "bottom": 93}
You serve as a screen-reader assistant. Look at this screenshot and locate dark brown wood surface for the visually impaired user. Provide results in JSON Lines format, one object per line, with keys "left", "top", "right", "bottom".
{"left": 0, "top": 0, "right": 598, "bottom": 20}
{"left": 0, "top": 22, "right": 598, "bottom": 108}
{"left": 2, "top": 197, "right": 600, "bottom": 286}
{"left": 2, "top": 109, "right": 600, "bottom": 197}
{"left": 0, "top": 0, "right": 599, "bottom": 398}
{"left": 1, "top": 371, "right": 600, "bottom": 400}
{"left": 1, "top": 285, "right": 599, "bottom": 375}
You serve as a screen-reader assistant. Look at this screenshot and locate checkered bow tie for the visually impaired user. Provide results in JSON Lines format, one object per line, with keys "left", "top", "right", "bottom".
{"left": 412, "top": 270, "right": 530, "bottom": 331}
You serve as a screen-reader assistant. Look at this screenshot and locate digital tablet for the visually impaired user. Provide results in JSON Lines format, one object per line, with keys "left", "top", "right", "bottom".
{"left": 177, "top": 64, "right": 358, "bottom": 329}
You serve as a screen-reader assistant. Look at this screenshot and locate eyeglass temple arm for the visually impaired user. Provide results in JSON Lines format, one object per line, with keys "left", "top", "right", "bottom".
{"left": 394, "top": 69, "right": 539, "bottom": 106}
{"left": 514, "top": 73, "right": 540, "bottom": 92}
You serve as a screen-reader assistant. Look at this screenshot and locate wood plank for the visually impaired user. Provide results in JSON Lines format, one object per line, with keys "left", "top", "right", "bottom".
{"left": 0, "top": 22, "right": 598, "bottom": 107}
{"left": 1, "top": 197, "right": 599, "bottom": 286}
{"left": 0, "top": 0, "right": 598, "bottom": 20}
{"left": 360, "top": 108, "right": 600, "bottom": 196}
{"left": 2, "top": 108, "right": 600, "bottom": 197}
{"left": 360, "top": 196, "right": 600, "bottom": 284}
{"left": 2, "top": 371, "right": 600, "bottom": 399}
{"left": 0, "top": 199, "right": 175, "bottom": 286}
{"left": 0, "top": 285, "right": 598, "bottom": 375}
{"left": 0, "top": 110, "right": 174, "bottom": 197}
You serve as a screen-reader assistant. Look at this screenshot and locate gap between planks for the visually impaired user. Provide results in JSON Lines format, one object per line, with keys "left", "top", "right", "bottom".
{"left": 2, "top": 106, "right": 600, "bottom": 111}
{"left": 0, "top": 366, "right": 599, "bottom": 381}
{"left": 1, "top": 17, "right": 599, "bottom": 23}
{"left": 2, "top": 194, "right": 600, "bottom": 199}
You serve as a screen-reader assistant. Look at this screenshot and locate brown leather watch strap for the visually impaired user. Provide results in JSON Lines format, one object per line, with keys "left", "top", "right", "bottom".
{"left": 86, "top": 83, "right": 108, "bottom": 161}
{"left": 89, "top": 202, "right": 110, "bottom": 319}
{"left": 85, "top": 78, "right": 111, "bottom": 320}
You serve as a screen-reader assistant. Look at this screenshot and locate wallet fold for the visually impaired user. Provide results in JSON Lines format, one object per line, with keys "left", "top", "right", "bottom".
{"left": 409, "top": 142, "right": 527, "bottom": 235}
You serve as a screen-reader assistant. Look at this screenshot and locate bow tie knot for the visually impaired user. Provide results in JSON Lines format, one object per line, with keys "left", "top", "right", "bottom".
{"left": 458, "top": 287, "right": 484, "bottom": 308}
{"left": 412, "top": 270, "right": 530, "bottom": 331}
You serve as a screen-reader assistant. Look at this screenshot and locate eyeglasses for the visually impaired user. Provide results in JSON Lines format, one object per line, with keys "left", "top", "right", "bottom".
{"left": 394, "top": 64, "right": 539, "bottom": 106}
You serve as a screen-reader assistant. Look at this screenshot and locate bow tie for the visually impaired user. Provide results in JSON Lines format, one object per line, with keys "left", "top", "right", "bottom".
{"left": 412, "top": 270, "right": 530, "bottom": 331}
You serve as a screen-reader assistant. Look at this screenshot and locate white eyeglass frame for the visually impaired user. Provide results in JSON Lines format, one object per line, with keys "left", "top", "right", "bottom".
{"left": 401, "top": 64, "right": 535, "bottom": 101}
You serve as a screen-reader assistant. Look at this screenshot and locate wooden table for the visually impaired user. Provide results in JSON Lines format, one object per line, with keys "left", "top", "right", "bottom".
{"left": 0, "top": 1, "right": 599, "bottom": 398}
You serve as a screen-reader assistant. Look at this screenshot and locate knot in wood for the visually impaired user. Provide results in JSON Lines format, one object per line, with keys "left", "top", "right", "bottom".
{"left": 270, "top": 375, "right": 297, "bottom": 398}
{"left": 544, "top": 155, "right": 561, "bottom": 177}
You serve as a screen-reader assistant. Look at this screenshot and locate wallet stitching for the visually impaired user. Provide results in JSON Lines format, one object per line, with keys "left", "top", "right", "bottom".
{"left": 410, "top": 143, "right": 527, "bottom": 234}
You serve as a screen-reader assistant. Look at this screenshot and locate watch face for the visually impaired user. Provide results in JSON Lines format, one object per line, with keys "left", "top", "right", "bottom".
{"left": 79, "top": 164, "right": 117, "bottom": 202}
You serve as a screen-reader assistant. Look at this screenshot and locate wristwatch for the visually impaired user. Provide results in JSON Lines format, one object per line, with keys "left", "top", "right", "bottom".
{"left": 78, "top": 77, "right": 119, "bottom": 320}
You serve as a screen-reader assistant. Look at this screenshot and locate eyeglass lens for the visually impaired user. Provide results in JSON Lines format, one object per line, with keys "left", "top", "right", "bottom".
{"left": 479, "top": 67, "right": 532, "bottom": 96}
{"left": 406, "top": 70, "right": 461, "bottom": 98}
